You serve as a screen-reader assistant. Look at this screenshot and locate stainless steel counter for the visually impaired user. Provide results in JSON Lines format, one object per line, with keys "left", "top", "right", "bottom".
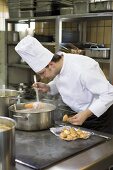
{"left": 15, "top": 132, "right": 113, "bottom": 170}
{"left": 13, "top": 99, "right": 113, "bottom": 170}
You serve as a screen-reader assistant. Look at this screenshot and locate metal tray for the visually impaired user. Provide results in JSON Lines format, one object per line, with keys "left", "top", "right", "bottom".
{"left": 50, "top": 126, "right": 111, "bottom": 140}
{"left": 89, "top": 0, "right": 113, "bottom": 12}
{"left": 85, "top": 47, "right": 110, "bottom": 58}
{"left": 50, "top": 126, "right": 91, "bottom": 140}
{"left": 73, "top": 1, "right": 89, "bottom": 14}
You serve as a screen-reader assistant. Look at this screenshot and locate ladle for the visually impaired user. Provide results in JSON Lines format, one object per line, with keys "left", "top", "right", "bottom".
{"left": 33, "top": 75, "right": 39, "bottom": 102}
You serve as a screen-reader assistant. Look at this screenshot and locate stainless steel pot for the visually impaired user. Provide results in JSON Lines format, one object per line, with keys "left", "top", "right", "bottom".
{"left": 0, "top": 89, "right": 20, "bottom": 116}
{"left": 85, "top": 47, "right": 110, "bottom": 58}
{"left": 8, "top": 31, "right": 19, "bottom": 42}
{"left": 9, "top": 103, "right": 56, "bottom": 131}
{"left": 0, "top": 116, "right": 16, "bottom": 170}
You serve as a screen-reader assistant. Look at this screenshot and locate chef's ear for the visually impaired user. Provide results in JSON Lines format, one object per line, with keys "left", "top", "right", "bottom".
{"left": 48, "top": 61, "right": 56, "bottom": 68}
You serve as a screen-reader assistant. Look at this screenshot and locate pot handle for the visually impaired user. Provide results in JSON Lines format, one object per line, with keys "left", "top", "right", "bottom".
{"left": 13, "top": 115, "right": 28, "bottom": 120}
{"left": 10, "top": 96, "right": 22, "bottom": 101}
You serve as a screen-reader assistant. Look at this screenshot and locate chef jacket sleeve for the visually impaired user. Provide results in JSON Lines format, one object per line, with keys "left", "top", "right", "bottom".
{"left": 82, "top": 62, "right": 113, "bottom": 117}
{"left": 48, "top": 77, "right": 59, "bottom": 95}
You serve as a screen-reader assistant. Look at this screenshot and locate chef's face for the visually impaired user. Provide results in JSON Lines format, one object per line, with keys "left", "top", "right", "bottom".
{"left": 37, "top": 61, "right": 58, "bottom": 80}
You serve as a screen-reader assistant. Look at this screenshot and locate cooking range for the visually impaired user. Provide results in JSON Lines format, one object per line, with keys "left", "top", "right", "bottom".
{"left": 15, "top": 127, "right": 109, "bottom": 170}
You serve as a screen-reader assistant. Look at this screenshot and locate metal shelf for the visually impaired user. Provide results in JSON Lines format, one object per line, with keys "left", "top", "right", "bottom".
{"left": 8, "top": 64, "right": 30, "bottom": 69}
{"left": 5, "top": 15, "right": 57, "bottom": 23}
{"left": 5, "top": 12, "right": 113, "bottom": 23}
{"left": 41, "top": 42, "right": 55, "bottom": 46}
{"left": 56, "top": 13, "right": 113, "bottom": 84}
{"left": 5, "top": 15, "right": 59, "bottom": 86}
{"left": 7, "top": 42, "right": 18, "bottom": 45}
{"left": 59, "top": 12, "right": 113, "bottom": 21}
{"left": 7, "top": 42, "right": 55, "bottom": 46}
{"left": 5, "top": 12, "right": 113, "bottom": 85}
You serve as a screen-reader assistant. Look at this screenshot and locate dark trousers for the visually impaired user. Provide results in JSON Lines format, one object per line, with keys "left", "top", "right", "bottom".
{"left": 82, "top": 105, "right": 113, "bottom": 134}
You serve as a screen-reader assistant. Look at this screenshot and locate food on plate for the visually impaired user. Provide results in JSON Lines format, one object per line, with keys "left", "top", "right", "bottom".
{"left": 63, "top": 114, "right": 69, "bottom": 122}
{"left": 59, "top": 127, "right": 90, "bottom": 141}
{"left": 76, "top": 129, "right": 90, "bottom": 139}
{"left": 59, "top": 132, "right": 67, "bottom": 138}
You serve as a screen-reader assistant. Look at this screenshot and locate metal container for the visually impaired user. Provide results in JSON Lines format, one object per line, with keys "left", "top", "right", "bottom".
{"left": 35, "top": 2, "right": 52, "bottom": 16}
{"left": 9, "top": 103, "right": 56, "bottom": 131}
{"left": 89, "top": 0, "right": 113, "bottom": 12}
{"left": 0, "top": 89, "right": 20, "bottom": 116}
{"left": 60, "top": 7, "right": 74, "bottom": 15}
{"left": 73, "top": 0, "right": 89, "bottom": 14}
{"left": 20, "top": 10, "right": 34, "bottom": 18}
{"left": 0, "top": 116, "right": 16, "bottom": 170}
{"left": 8, "top": 31, "right": 19, "bottom": 43}
{"left": 85, "top": 47, "right": 110, "bottom": 58}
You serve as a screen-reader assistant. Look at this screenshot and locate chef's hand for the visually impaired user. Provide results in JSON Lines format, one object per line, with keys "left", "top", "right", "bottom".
{"left": 32, "top": 82, "right": 50, "bottom": 93}
{"left": 68, "top": 109, "right": 93, "bottom": 126}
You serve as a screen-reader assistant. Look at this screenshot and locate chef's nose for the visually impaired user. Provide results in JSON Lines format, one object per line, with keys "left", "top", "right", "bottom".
{"left": 39, "top": 72, "right": 45, "bottom": 79}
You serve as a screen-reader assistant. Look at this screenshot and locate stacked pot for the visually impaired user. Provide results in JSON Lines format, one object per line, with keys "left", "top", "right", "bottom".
{"left": 0, "top": 117, "right": 16, "bottom": 170}
{"left": 0, "top": 89, "right": 20, "bottom": 117}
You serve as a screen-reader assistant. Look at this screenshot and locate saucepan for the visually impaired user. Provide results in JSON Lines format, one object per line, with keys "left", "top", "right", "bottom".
{"left": 9, "top": 102, "right": 56, "bottom": 131}
{"left": 0, "top": 89, "right": 22, "bottom": 116}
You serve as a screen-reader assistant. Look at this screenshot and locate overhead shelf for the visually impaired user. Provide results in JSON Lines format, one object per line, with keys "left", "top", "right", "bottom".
{"left": 8, "top": 64, "right": 30, "bottom": 69}
{"left": 41, "top": 42, "right": 55, "bottom": 46}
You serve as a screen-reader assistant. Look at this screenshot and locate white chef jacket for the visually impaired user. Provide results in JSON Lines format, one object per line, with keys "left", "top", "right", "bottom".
{"left": 48, "top": 53, "right": 113, "bottom": 117}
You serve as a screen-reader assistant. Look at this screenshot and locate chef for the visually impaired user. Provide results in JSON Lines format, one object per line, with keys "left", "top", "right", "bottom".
{"left": 15, "top": 35, "right": 113, "bottom": 134}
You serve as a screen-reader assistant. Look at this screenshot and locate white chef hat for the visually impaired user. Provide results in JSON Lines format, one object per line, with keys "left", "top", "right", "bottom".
{"left": 15, "top": 35, "right": 53, "bottom": 72}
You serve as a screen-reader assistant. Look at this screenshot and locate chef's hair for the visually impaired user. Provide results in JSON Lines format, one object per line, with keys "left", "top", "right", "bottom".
{"left": 51, "top": 52, "right": 63, "bottom": 63}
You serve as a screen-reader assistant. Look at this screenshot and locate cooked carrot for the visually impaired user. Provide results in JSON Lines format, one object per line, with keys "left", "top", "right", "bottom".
{"left": 24, "top": 102, "right": 45, "bottom": 109}
{"left": 24, "top": 103, "right": 34, "bottom": 109}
